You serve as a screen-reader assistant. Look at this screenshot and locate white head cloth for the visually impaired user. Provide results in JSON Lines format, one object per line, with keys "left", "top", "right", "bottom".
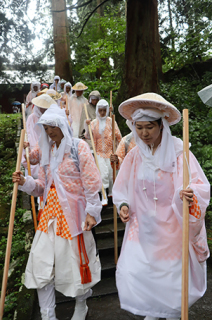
{"left": 96, "top": 99, "right": 109, "bottom": 134}
{"left": 126, "top": 120, "right": 133, "bottom": 132}
{"left": 131, "top": 108, "right": 177, "bottom": 172}
{"left": 89, "top": 95, "right": 100, "bottom": 104}
{"left": 33, "top": 105, "right": 43, "bottom": 119}
{"left": 37, "top": 104, "right": 73, "bottom": 170}
{"left": 64, "top": 82, "right": 72, "bottom": 96}
{"left": 31, "top": 81, "right": 40, "bottom": 93}
{"left": 50, "top": 76, "right": 61, "bottom": 91}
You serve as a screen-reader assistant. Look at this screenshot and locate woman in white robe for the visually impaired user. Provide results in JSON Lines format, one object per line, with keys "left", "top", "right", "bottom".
{"left": 13, "top": 105, "right": 102, "bottom": 320}
{"left": 68, "top": 82, "right": 88, "bottom": 138}
{"left": 25, "top": 80, "right": 41, "bottom": 119}
{"left": 112, "top": 92, "right": 210, "bottom": 320}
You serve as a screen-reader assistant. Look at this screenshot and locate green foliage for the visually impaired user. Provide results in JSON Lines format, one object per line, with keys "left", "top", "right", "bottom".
{"left": 0, "top": 114, "right": 29, "bottom": 319}
{"left": 0, "top": 114, "right": 21, "bottom": 204}
{"left": 69, "top": 4, "right": 126, "bottom": 98}
{"left": 159, "top": 0, "right": 212, "bottom": 72}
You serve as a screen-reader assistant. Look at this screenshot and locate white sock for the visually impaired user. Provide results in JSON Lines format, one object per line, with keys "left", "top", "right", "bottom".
{"left": 40, "top": 307, "right": 58, "bottom": 320}
{"left": 71, "top": 299, "right": 88, "bottom": 320}
{"left": 37, "top": 282, "right": 58, "bottom": 320}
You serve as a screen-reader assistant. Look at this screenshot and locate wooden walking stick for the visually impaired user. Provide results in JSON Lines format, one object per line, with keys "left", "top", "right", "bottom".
{"left": 83, "top": 103, "right": 106, "bottom": 199}
{"left": 66, "top": 95, "right": 71, "bottom": 125}
{"left": 181, "top": 109, "right": 190, "bottom": 320}
{"left": 110, "top": 91, "right": 112, "bottom": 118}
{"left": 0, "top": 129, "right": 25, "bottom": 320}
{"left": 21, "top": 104, "right": 37, "bottom": 232}
{"left": 112, "top": 114, "right": 118, "bottom": 264}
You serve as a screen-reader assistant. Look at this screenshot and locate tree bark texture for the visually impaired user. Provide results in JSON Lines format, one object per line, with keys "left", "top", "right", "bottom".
{"left": 51, "top": 0, "right": 73, "bottom": 82}
{"left": 118, "top": 0, "right": 162, "bottom": 102}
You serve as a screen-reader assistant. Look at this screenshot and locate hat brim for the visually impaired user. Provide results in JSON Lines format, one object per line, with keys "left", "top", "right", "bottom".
{"left": 48, "top": 93, "right": 62, "bottom": 100}
{"left": 32, "top": 96, "right": 56, "bottom": 109}
{"left": 119, "top": 98, "right": 181, "bottom": 125}
{"left": 37, "top": 88, "right": 48, "bottom": 96}
{"left": 72, "top": 86, "right": 88, "bottom": 91}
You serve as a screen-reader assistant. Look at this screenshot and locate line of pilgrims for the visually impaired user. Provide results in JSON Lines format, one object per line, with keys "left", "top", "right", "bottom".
{"left": 13, "top": 76, "right": 210, "bottom": 320}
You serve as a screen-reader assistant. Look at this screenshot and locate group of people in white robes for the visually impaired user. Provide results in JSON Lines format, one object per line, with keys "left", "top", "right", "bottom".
{"left": 13, "top": 78, "right": 210, "bottom": 320}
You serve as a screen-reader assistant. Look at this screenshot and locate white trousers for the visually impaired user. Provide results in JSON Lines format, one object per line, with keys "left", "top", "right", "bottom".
{"left": 25, "top": 219, "right": 101, "bottom": 297}
{"left": 97, "top": 155, "right": 113, "bottom": 194}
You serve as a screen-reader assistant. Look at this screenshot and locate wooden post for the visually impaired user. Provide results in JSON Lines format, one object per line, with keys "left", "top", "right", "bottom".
{"left": 112, "top": 114, "right": 118, "bottom": 264}
{"left": 83, "top": 104, "right": 106, "bottom": 199}
{"left": 0, "top": 129, "right": 25, "bottom": 320}
{"left": 181, "top": 109, "right": 190, "bottom": 320}
{"left": 21, "top": 104, "right": 37, "bottom": 232}
{"left": 110, "top": 90, "right": 112, "bottom": 117}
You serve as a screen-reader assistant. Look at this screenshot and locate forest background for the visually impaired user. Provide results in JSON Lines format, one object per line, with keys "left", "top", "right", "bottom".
{"left": 0, "top": 0, "right": 212, "bottom": 317}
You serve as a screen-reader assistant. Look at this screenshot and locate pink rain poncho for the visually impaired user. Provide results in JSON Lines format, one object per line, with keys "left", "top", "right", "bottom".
{"left": 19, "top": 105, "right": 102, "bottom": 296}
{"left": 113, "top": 119, "right": 210, "bottom": 319}
{"left": 21, "top": 106, "right": 42, "bottom": 178}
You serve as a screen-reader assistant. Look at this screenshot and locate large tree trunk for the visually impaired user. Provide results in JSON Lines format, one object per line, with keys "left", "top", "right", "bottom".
{"left": 117, "top": 0, "right": 162, "bottom": 104}
{"left": 51, "top": 0, "right": 73, "bottom": 82}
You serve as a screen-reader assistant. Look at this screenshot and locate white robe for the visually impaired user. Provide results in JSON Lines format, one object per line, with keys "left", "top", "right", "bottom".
{"left": 113, "top": 138, "right": 210, "bottom": 318}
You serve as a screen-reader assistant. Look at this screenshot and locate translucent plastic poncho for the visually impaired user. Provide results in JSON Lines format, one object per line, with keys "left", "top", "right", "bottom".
{"left": 113, "top": 133, "right": 210, "bottom": 318}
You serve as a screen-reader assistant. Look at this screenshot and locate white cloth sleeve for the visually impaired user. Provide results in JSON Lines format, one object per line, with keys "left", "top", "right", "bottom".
{"left": 172, "top": 152, "right": 210, "bottom": 262}
{"left": 112, "top": 151, "right": 133, "bottom": 213}
{"left": 18, "top": 173, "right": 45, "bottom": 197}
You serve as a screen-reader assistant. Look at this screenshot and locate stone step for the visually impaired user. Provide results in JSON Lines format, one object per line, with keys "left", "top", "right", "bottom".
{"left": 97, "top": 235, "right": 123, "bottom": 254}
{"left": 55, "top": 276, "right": 117, "bottom": 304}
{"left": 95, "top": 222, "right": 125, "bottom": 240}
{"left": 100, "top": 251, "right": 117, "bottom": 277}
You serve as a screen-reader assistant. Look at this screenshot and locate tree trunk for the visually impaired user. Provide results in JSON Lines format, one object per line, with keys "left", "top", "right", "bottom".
{"left": 51, "top": 0, "right": 73, "bottom": 82}
{"left": 168, "top": 0, "right": 175, "bottom": 50}
{"left": 117, "top": 0, "right": 162, "bottom": 104}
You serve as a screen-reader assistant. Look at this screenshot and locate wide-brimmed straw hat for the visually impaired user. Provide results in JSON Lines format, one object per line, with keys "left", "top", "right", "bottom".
{"left": 37, "top": 88, "right": 48, "bottom": 96}
{"left": 119, "top": 92, "right": 181, "bottom": 125}
{"left": 72, "top": 82, "right": 88, "bottom": 91}
{"left": 32, "top": 94, "right": 56, "bottom": 109}
{"left": 46, "top": 89, "right": 62, "bottom": 100}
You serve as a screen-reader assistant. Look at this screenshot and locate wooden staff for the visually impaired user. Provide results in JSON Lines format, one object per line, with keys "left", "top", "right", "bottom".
{"left": 83, "top": 103, "right": 106, "bottom": 199}
{"left": 110, "top": 90, "right": 112, "bottom": 117}
{"left": 112, "top": 114, "right": 118, "bottom": 264}
{"left": 65, "top": 95, "right": 71, "bottom": 125}
{"left": 21, "top": 104, "right": 37, "bottom": 232}
{"left": 60, "top": 101, "right": 63, "bottom": 109}
{"left": 0, "top": 129, "right": 25, "bottom": 320}
{"left": 55, "top": 82, "right": 57, "bottom": 93}
{"left": 181, "top": 109, "right": 190, "bottom": 320}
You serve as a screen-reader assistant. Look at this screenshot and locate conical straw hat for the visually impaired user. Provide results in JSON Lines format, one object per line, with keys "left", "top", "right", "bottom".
{"left": 46, "top": 89, "right": 62, "bottom": 100}
{"left": 118, "top": 92, "right": 181, "bottom": 125}
{"left": 72, "top": 82, "right": 88, "bottom": 91}
{"left": 37, "top": 88, "right": 48, "bottom": 96}
{"left": 32, "top": 94, "right": 56, "bottom": 109}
